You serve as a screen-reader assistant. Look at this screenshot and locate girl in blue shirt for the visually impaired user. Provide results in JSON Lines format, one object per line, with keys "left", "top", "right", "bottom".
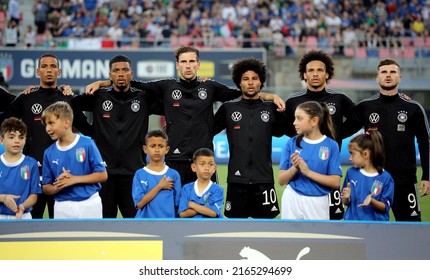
{"left": 279, "top": 101, "right": 342, "bottom": 220}
{"left": 341, "top": 129, "right": 394, "bottom": 221}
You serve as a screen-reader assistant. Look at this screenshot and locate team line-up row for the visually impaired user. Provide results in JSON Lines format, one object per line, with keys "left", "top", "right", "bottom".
{"left": 0, "top": 46, "right": 429, "bottom": 222}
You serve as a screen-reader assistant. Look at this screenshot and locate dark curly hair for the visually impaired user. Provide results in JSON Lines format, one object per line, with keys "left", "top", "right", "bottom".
{"left": 231, "top": 57, "right": 266, "bottom": 89}
{"left": 0, "top": 117, "right": 27, "bottom": 138}
{"left": 298, "top": 50, "right": 334, "bottom": 81}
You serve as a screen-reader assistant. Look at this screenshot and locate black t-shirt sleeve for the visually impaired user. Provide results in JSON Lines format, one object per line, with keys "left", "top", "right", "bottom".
{"left": 213, "top": 104, "right": 227, "bottom": 136}
{"left": 341, "top": 104, "right": 364, "bottom": 138}
{"left": 9, "top": 93, "right": 24, "bottom": 118}
{"left": 70, "top": 93, "right": 94, "bottom": 136}
{"left": 273, "top": 107, "right": 289, "bottom": 137}
{"left": 211, "top": 81, "right": 241, "bottom": 102}
{"left": 284, "top": 99, "right": 297, "bottom": 137}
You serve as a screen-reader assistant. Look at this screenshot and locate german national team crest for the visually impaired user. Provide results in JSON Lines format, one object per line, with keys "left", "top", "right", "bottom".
{"left": 76, "top": 148, "right": 86, "bottom": 162}
{"left": 20, "top": 165, "right": 30, "bottom": 180}
{"left": 260, "top": 111, "right": 270, "bottom": 122}
{"left": 197, "top": 88, "right": 207, "bottom": 100}
{"left": 371, "top": 180, "right": 383, "bottom": 195}
{"left": 327, "top": 103, "right": 336, "bottom": 115}
{"left": 0, "top": 52, "right": 13, "bottom": 82}
{"left": 131, "top": 100, "right": 140, "bottom": 112}
{"left": 319, "top": 146, "right": 329, "bottom": 160}
{"left": 397, "top": 111, "right": 407, "bottom": 123}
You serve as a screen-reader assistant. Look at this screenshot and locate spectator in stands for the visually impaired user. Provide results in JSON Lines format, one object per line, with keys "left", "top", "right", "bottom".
{"left": 402, "top": 13, "right": 414, "bottom": 38}
{"left": 412, "top": 14, "right": 426, "bottom": 38}
{"left": 33, "top": 0, "right": 50, "bottom": 34}
{"left": 238, "top": 20, "right": 255, "bottom": 48}
{"left": 7, "top": 0, "right": 20, "bottom": 25}
{"left": 48, "top": 0, "right": 63, "bottom": 12}
{"left": 24, "top": 25, "right": 36, "bottom": 48}
{"left": 82, "top": 0, "right": 98, "bottom": 12}
{"left": 107, "top": 21, "right": 123, "bottom": 47}
{"left": 236, "top": 0, "right": 250, "bottom": 18}
{"left": 303, "top": 11, "right": 318, "bottom": 38}
{"left": 325, "top": 10, "right": 341, "bottom": 37}
{"left": 177, "top": 14, "right": 189, "bottom": 36}
{"left": 4, "top": 21, "right": 18, "bottom": 47}
{"left": 127, "top": 0, "right": 142, "bottom": 17}
{"left": 343, "top": 25, "right": 358, "bottom": 51}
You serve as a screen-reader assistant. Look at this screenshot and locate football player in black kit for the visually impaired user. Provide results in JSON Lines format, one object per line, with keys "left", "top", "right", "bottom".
{"left": 86, "top": 46, "right": 285, "bottom": 186}
{"left": 342, "top": 58, "right": 430, "bottom": 221}
{"left": 283, "top": 50, "right": 355, "bottom": 220}
{"left": 213, "top": 58, "right": 289, "bottom": 218}
{"left": 9, "top": 53, "right": 90, "bottom": 219}
{"left": 72, "top": 55, "right": 160, "bottom": 218}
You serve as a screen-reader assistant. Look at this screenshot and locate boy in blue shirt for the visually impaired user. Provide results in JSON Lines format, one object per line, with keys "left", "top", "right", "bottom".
{"left": 132, "top": 130, "right": 181, "bottom": 218}
{"left": 179, "top": 148, "right": 224, "bottom": 218}
{"left": 41, "top": 101, "right": 107, "bottom": 218}
{"left": 0, "top": 117, "right": 41, "bottom": 219}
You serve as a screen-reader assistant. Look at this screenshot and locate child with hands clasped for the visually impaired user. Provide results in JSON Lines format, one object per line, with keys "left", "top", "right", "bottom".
{"left": 0, "top": 117, "right": 41, "bottom": 219}
{"left": 41, "top": 101, "right": 107, "bottom": 219}
{"left": 279, "top": 101, "right": 342, "bottom": 220}
{"left": 132, "top": 130, "right": 181, "bottom": 218}
{"left": 341, "top": 130, "right": 394, "bottom": 221}
{"left": 178, "top": 148, "right": 224, "bottom": 218}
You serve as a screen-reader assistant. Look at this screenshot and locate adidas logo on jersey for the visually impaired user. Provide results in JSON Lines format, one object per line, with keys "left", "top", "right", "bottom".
{"left": 235, "top": 170, "right": 241, "bottom": 176}
{"left": 173, "top": 149, "right": 181, "bottom": 154}
{"left": 335, "top": 208, "right": 343, "bottom": 214}
{"left": 411, "top": 211, "right": 418, "bottom": 217}
{"left": 271, "top": 206, "right": 278, "bottom": 212}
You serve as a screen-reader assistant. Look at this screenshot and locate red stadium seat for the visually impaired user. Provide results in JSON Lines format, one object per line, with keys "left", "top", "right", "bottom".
{"left": 355, "top": 47, "right": 367, "bottom": 58}
{"left": 178, "top": 35, "right": 193, "bottom": 46}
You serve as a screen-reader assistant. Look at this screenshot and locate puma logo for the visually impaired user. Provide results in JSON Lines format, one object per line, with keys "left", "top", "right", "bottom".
{"left": 350, "top": 180, "right": 358, "bottom": 186}
{"left": 296, "top": 247, "right": 310, "bottom": 260}
{"left": 52, "top": 159, "right": 59, "bottom": 165}
{"left": 239, "top": 246, "right": 311, "bottom": 260}
{"left": 141, "top": 180, "right": 148, "bottom": 186}
{"left": 239, "top": 246, "right": 270, "bottom": 260}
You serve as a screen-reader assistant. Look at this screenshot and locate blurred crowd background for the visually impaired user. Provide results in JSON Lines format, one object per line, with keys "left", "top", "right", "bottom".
{"left": 1, "top": 0, "right": 429, "bottom": 57}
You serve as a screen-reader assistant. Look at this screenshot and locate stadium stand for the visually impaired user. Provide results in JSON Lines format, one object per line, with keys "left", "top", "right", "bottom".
{"left": 1, "top": 0, "right": 429, "bottom": 60}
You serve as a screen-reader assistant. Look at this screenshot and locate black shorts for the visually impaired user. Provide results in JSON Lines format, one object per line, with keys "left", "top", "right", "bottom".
{"left": 224, "top": 183, "right": 280, "bottom": 218}
{"left": 391, "top": 182, "right": 421, "bottom": 222}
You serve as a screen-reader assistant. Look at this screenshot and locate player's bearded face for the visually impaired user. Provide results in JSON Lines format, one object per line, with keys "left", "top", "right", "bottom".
{"left": 115, "top": 81, "right": 128, "bottom": 91}
{"left": 110, "top": 61, "right": 133, "bottom": 92}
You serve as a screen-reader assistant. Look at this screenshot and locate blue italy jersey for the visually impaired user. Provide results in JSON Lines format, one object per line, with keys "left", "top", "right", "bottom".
{"left": 178, "top": 181, "right": 224, "bottom": 218}
{"left": 0, "top": 154, "right": 42, "bottom": 215}
{"left": 343, "top": 167, "right": 394, "bottom": 221}
{"left": 42, "top": 134, "right": 106, "bottom": 202}
{"left": 279, "top": 135, "right": 342, "bottom": 196}
{"left": 132, "top": 165, "right": 181, "bottom": 218}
